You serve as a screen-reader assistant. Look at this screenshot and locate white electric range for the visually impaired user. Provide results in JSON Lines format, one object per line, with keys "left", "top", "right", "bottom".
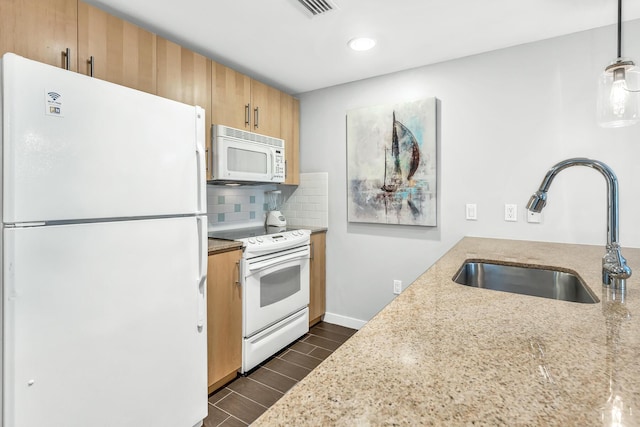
{"left": 209, "top": 226, "right": 311, "bottom": 373}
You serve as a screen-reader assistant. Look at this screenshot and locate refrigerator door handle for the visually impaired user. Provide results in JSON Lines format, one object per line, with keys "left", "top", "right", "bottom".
{"left": 196, "top": 215, "right": 207, "bottom": 331}
{"left": 195, "top": 106, "right": 207, "bottom": 215}
{"left": 197, "top": 276, "right": 206, "bottom": 331}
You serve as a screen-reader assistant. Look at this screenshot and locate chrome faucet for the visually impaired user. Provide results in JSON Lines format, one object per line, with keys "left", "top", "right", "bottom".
{"left": 527, "top": 158, "right": 631, "bottom": 291}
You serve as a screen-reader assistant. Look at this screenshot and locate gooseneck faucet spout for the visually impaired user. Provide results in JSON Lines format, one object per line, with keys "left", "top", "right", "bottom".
{"left": 526, "top": 158, "right": 631, "bottom": 290}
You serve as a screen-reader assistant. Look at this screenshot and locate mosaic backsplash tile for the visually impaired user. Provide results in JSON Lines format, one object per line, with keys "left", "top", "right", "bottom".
{"left": 206, "top": 172, "right": 328, "bottom": 230}
{"left": 206, "top": 185, "right": 274, "bottom": 229}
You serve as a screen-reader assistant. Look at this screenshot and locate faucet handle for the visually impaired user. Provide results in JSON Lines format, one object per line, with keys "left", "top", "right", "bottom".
{"left": 603, "top": 243, "right": 632, "bottom": 290}
{"left": 527, "top": 191, "right": 547, "bottom": 213}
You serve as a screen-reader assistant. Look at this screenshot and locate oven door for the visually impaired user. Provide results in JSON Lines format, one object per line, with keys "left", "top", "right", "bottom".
{"left": 242, "top": 245, "right": 310, "bottom": 338}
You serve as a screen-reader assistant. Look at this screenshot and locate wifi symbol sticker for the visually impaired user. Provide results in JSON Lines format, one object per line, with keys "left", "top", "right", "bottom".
{"left": 45, "top": 89, "right": 64, "bottom": 117}
{"left": 47, "top": 91, "right": 61, "bottom": 101}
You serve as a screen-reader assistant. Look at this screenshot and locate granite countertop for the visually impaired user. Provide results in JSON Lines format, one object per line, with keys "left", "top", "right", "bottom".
{"left": 207, "top": 238, "right": 242, "bottom": 254}
{"left": 253, "top": 237, "right": 640, "bottom": 426}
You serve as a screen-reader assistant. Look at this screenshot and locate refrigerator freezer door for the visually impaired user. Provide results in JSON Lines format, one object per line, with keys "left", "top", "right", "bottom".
{"left": 2, "top": 217, "right": 207, "bottom": 427}
{"left": 1, "top": 53, "right": 206, "bottom": 223}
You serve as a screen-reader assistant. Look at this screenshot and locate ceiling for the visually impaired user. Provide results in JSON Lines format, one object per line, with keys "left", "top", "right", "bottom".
{"left": 88, "top": 0, "right": 640, "bottom": 95}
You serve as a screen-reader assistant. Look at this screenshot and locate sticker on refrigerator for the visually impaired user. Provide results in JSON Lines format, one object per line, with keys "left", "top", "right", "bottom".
{"left": 45, "top": 89, "right": 64, "bottom": 117}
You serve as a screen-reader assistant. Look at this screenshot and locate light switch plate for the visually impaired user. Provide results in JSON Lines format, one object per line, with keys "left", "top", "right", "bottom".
{"left": 466, "top": 203, "right": 477, "bottom": 220}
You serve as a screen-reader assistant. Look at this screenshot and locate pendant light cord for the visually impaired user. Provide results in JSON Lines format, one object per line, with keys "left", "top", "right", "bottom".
{"left": 616, "top": 0, "right": 640, "bottom": 92}
{"left": 617, "top": 0, "right": 622, "bottom": 58}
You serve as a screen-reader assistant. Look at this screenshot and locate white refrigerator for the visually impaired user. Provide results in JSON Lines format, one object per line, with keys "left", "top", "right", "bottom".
{"left": 0, "top": 53, "right": 208, "bottom": 427}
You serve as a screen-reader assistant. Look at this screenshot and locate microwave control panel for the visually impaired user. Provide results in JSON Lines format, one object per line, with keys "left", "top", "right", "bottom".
{"left": 274, "top": 149, "right": 285, "bottom": 180}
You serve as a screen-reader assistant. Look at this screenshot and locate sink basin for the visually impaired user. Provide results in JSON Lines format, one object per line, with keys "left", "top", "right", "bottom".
{"left": 452, "top": 260, "right": 599, "bottom": 304}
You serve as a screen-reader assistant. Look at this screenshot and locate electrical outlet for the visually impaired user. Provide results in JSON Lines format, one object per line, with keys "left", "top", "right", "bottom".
{"left": 465, "top": 203, "right": 477, "bottom": 220}
{"left": 505, "top": 204, "right": 517, "bottom": 222}
{"left": 393, "top": 280, "right": 402, "bottom": 295}
{"left": 527, "top": 210, "right": 542, "bottom": 223}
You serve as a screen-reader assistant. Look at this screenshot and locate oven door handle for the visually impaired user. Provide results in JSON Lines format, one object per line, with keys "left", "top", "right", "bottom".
{"left": 247, "top": 248, "right": 310, "bottom": 273}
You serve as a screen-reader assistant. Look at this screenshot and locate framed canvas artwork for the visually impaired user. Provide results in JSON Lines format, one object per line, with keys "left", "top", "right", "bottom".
{"left": 346, "top": 98, "right": 438, "bottom": 226}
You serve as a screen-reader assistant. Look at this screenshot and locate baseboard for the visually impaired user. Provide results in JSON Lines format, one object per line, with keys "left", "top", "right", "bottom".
{"left": 322, "top": 312, "right": 367, "bottom": 330}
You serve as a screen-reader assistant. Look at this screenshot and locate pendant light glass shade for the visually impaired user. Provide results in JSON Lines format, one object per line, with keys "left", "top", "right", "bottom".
{"left": 598, "top": 59, "right": 640, "bottom": 128}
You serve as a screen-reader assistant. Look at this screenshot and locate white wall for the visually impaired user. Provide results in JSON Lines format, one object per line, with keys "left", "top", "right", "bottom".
{"left": 298, "top": 21, "right": 640, "bottom": 325}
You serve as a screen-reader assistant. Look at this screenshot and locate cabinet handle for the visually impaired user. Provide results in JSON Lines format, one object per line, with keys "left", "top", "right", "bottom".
{"left": 245, "top": 104, "right": 250, "bottom": 127}
{"left": 310, "top": 242, "right": 315, "bottom": 260}
{"left": 88, "top": 56, "right": 94, "bottom": 77}
{"left": 254, "top": 106, "right": 259, "bottom": 129}
{"left": 63, "top": 48, "right": 70, "bottom": 70}
{"left": 235, "top": 261, "right": 240, "bottom": 286}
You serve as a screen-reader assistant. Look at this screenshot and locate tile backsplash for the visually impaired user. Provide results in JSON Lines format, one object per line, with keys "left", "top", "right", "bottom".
{"left": 206, "top": 172, "right": 328, "bottom": 230}
{"left": 280, "top": 173, "right": 329, "bottom": 228}
{"left": 206, "top": 185, "right": 275, "bottom": 230}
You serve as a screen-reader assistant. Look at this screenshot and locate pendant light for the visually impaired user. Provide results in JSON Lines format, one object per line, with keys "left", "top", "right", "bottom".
{"left": 597, "top": 0, "right": 640, "bottom": 128}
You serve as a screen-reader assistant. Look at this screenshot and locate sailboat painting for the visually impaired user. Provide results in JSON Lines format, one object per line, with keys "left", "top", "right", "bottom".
{"left": 347, "top": 98, "right": 437, "bottom": 226}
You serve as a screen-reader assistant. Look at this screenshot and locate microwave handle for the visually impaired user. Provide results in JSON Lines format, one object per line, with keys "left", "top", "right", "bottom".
{"left": 271, "top": 152, "right": 275, "bottom": 180}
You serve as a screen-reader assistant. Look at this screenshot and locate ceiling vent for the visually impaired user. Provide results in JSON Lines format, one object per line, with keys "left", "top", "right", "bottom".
{"left": 295, "top": 0, "right": 338, "bottom": 17}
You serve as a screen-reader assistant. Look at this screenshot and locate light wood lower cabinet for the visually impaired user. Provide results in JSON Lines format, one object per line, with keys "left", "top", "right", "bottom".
{"left": 207, "top": 249, "right": 242, "bottom": 393}
{"left": 309, "top": 231, "right": 327, "bottom": 327}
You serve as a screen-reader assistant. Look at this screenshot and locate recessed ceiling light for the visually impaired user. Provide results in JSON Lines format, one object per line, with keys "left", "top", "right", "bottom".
{"left": 348, "top": 37, "right": 376, "bottom": 52}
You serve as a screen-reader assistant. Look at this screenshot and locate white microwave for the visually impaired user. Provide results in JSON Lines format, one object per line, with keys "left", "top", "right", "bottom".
{"left": 210, "top": 124, "right": 285, "bottom": 184}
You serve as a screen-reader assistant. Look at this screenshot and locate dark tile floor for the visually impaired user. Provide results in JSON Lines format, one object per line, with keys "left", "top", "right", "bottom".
{"left": 204, "top": 322, "right": 357, "bottom": 426}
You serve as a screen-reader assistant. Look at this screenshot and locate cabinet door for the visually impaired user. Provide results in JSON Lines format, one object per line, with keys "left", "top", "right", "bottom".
{"left": 207, "top": 249, "right": 242, "bottom": 392}
{"left": 211, "top": 61, "right": 251, "bottom": 131}
{"left": 251, "top": 79, "right": 281, "bottom": 137}
{"left": 309, "top": 232, "right": 326, "bottom": 327}
{"left": 77, "top": 1, "right": 156, "bottom": 94}
{"left": 280, "top": 94, "right": 300, "bottom": 185}
{"left": 0, "top": 0, "right": 77, "bottom": 71}
{"left": 157, "top": 37, "right": 212, "bottom": 179}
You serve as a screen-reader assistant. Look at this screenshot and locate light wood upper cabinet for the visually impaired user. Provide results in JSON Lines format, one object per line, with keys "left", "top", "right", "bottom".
{"left": 2, "top": 0, "right": 299, "bottom": 184}
{"left": 77, "top": 1, "right": 156, "bottom": 94}
{"left": 0, "top": 0, "right": 77, "bottom": 71}
{"left": 280, "top": 94, "right": 300, "bottom": 185}
{"left": 157, "top": 37, "right": 212, "bottom": 179}
{"left": 250, "top": 79, "right": 281, "bottom": 137}
{"left": 211, "top": 62, "right": 251, "bottom": 131}
{"left": 207, "top": 249, "right": 242, "bottom": 393}
{"left": 212, "top": 61, "right": 282, "bottom": 138}
{"left": 309, "top": 231, "right": 327, "bottom": 327}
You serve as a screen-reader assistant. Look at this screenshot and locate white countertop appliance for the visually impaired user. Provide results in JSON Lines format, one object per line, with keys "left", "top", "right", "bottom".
{"left": 0, "top": 53, "right": 208, "bottom": 427}
{"left": 209, "top": 226, "right": 310, "bottom": 373}
{"left": 210, "top": 124, "right": 285, "bottom": 184}
{"left": 266, "top": 190, "right": 287, "bottom": 227}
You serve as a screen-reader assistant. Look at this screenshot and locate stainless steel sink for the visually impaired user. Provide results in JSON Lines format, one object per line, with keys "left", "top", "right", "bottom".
{"left": 452, "top": 260, "right": 599, "bottom": 304}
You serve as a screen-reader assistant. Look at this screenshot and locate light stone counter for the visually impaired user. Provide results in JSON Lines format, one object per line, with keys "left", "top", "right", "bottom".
{"left": 207, "top": 238, "right": 242, "bottom": 254}
{"left": 253, "top": 237, "right": 640, "bottom": 426}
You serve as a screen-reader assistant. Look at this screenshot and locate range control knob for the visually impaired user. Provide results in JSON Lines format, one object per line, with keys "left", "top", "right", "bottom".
{"left": 248, "top": 238, "right": 256, "bottom": 244}
{"left": 256, "top": 237, "right": 264, "bottom": 243}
